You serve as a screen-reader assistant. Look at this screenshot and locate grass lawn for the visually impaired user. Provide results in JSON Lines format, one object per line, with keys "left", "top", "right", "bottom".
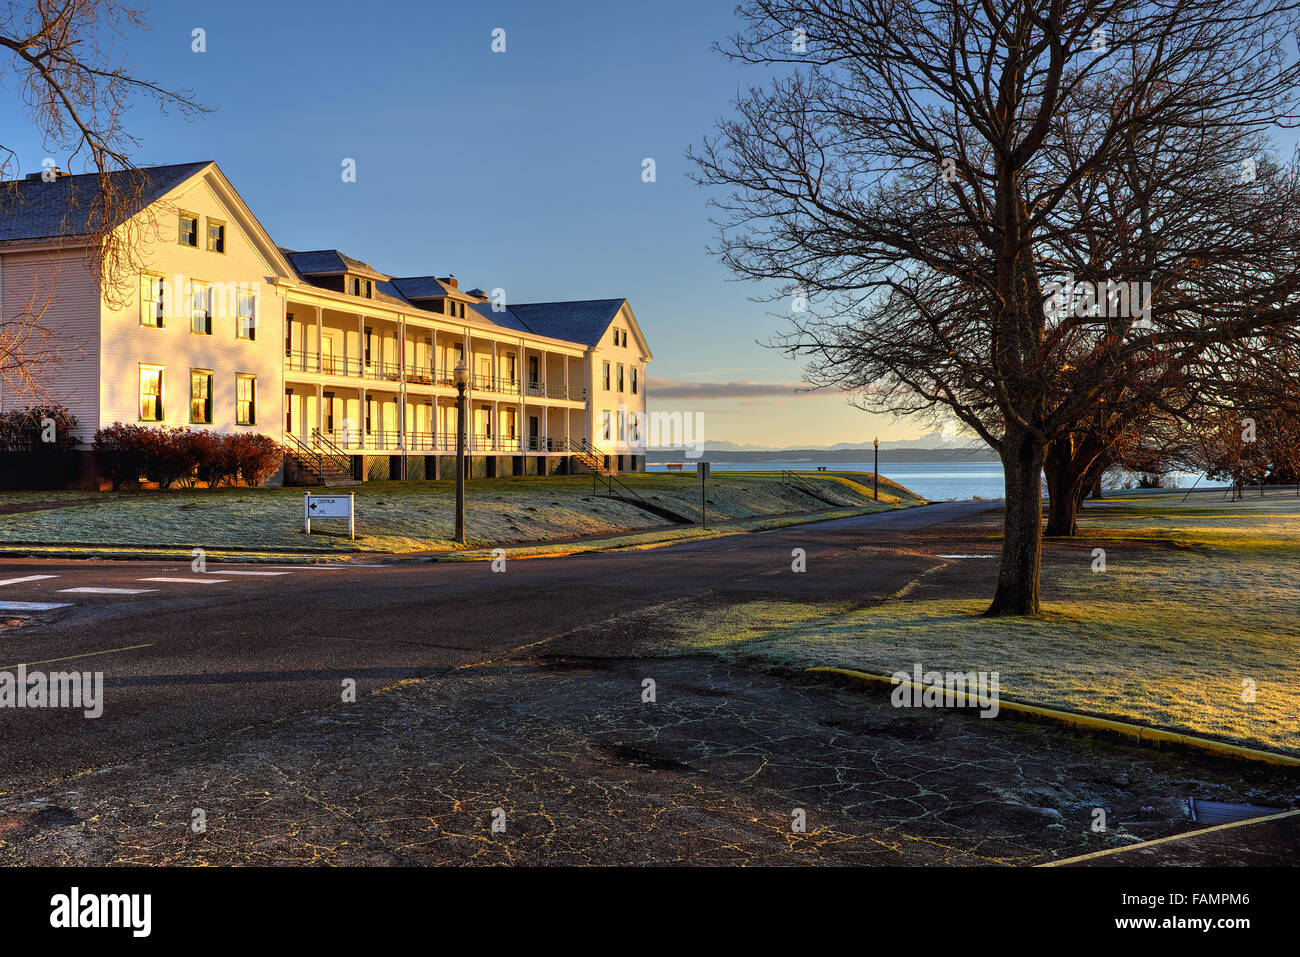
{"left": 643, "top": 490, "right": 1300, "bottom": 757}
{"left": 0, "top": 470, "right": 921, "bottom": 554}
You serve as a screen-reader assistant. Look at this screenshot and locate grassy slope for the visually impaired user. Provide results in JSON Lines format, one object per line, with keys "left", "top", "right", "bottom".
{"left": 0, "top": 471, "right": 922, "bottom": 553}
{"left": 670, "top": 491, "right": 1300, "bottom": 756}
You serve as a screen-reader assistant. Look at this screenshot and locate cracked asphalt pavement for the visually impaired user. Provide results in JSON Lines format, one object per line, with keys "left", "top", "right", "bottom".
{"left": 0, "top": 501, "right": 1293, "bottom": 865}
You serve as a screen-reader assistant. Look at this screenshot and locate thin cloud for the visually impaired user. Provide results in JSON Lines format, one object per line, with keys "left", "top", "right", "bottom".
{"left": 648, "top": 379, "right": 826, "bottom": 400}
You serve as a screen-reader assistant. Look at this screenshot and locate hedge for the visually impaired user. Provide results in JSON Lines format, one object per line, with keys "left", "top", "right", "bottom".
{"left": 92, "top": 424, "right": 283, "bottom": 490}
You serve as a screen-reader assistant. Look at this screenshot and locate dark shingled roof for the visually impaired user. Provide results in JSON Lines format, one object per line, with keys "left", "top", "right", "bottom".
{"left": 389, "top": 276, "right": 458, "bottom": 300}
{"left": 0, "top": 161, "right": 211, "bottom": 243}
{"left": 281, "top": 248, "right": 389, "bottom": 280}
{"left": 473, "top": 299, "right": 627, "bottom": 347}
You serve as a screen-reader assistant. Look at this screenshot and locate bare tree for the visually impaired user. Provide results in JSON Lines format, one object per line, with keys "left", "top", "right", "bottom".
{"left": 692, "top": 0, "right": 1300, "bottom": 615}
{"left": 0, "top": 0, "right": 206, "bottom": 394}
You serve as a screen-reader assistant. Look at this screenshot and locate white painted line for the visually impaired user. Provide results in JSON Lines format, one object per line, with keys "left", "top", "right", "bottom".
{"left": 0, "top": 575, "right": 60, "bottom": 587}
{"left": 138, "top": 577, "right": 231, "bottom": 584}
{"left": 936, "top": 554, "right": 997, "bottom": 559}
{"left": 59, "top": 587, "right": 160, "bottom": 594}
{"left": 267, "top": 565, "right": 387, "bottom": 569}
{"left": 0, "top": 601, "right": 71, "bottom": 611}
{"left": 206, "top": 570, "right": 291, "bottom": 576}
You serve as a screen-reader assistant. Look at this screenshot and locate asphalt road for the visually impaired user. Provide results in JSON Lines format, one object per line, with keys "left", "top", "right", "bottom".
{"left": 0, "top": 500, "right": 997, "bottom": 789}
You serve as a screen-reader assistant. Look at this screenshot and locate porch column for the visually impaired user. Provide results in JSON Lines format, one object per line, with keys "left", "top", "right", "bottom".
{"left": 359, "top": 387, "right": 367, "bottom": 447}
{"left": 358, "top": 315, "right": 365, "bottom": 374}
{"left": 315, "top": 383, "right": 324, "bottom": 440}
{"left": 315, "top": 307, "right": 323, "bottom": 373}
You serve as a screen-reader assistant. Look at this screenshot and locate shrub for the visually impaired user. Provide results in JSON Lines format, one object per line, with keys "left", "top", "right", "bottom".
{"left": 0, "top": 405, "right": 79, "bottom": 452}
{"left": 201, "top": 432, "right": 241, "bottom": 487}
{"left": 141, "top": 427, "right": 200, "bottom": 489}
{"left": 228, "top": 433, "right": 283, "bottom": 487}
{"left": 93, "top": 424, "right": 151, "bottom": 490}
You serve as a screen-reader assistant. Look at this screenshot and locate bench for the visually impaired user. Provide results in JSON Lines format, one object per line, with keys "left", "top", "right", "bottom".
{"left": 665, "top": 462, "right": 684, "bottom": 470}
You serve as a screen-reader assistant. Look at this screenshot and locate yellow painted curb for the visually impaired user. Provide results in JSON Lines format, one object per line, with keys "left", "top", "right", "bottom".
{"left": 807, "top": 667, "right": 1300, "bottom": 768}
{"left": 1038, "top": 808, "right": 1300, "bottom": 867}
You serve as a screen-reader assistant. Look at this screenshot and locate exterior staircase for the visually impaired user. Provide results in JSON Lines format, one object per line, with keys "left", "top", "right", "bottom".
{"left": 284, "top": 431, "right": 358, "bottom": 486}
{"left": 570, "top": 437, "right": 613, "bottom": 476}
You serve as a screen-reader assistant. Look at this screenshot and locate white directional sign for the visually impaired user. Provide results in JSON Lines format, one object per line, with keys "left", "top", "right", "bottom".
{"left": 304, "top": 492, "right": 355, "bottom": 539}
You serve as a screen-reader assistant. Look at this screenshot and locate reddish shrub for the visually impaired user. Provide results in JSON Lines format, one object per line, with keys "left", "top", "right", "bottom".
{"left": 93, "top": 424, "right": 151, "bottom": 490}
{"left": 228, "top": 433, "right": 283, "bottom": 487}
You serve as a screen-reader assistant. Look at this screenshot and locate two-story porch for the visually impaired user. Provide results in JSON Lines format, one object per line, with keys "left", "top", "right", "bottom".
{"left": 281, "top": 296, "right": 596, "bottom": 479}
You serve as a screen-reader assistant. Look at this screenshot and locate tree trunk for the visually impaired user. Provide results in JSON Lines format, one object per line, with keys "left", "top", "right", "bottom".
{"left": 1046, "top": 479, "right": 1082, "bottom": 536}
{"left": 987, "top": 427, "right": 1045, "bottom": 616}
{"left": 1088, "top": 474, "right": 1103, "bottom": 499}
{"left": 1043, "top": 438, "right": 1082, "bottom": 537}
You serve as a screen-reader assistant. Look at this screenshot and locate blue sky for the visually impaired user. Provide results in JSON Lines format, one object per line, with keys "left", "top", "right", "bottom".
{"left": 0, "top": 0, "right": 925, "bottom": 447}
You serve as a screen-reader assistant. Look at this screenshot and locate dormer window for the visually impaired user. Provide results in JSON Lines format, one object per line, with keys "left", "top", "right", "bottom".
{"left": 347, "top": 277, "right": 373, "bottom": 298}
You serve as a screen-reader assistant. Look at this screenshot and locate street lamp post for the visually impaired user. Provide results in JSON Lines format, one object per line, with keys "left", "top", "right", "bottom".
{"left": 873, "top": 437, "right": 879, "bottom": 501}
{"left": 454, "top": 359, "right": 469, "bottom": 544}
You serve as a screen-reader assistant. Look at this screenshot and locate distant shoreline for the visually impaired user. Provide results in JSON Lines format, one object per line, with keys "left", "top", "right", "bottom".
{"left": 645, "top": 446, "right": 999, "bottom": 464}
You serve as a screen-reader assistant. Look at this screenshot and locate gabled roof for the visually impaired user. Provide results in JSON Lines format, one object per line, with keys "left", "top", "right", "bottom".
{"left": 473, "top": 299, "right": 629, "bottom": 348}
{"left": 281, "top": 248, "right": 390, "bottom": 280}
{"left": 0, "top": 161, "right": 212, "bottom": 244}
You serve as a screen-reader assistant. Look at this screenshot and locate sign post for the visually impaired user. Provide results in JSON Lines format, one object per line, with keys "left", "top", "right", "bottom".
{"left": 304, "top": 492, "right": 355, "bottom": 540}
{"left": 697, "top": 461, "right": 710, "bottom": 529}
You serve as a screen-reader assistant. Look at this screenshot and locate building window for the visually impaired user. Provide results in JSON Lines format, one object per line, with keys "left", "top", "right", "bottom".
{"left": 140, "top": 273, "right": 165, "bottom": 327}
{"left": 237, "top": 289, "right": 257, "bottom": 340}
{"left": 236, "top": 374, "right": 256, "bottom": 426}
{"left": 612, "top": 327, "right": 619, "bottom": 345}
{"left": 206, "top": 219, "right": 225, "bottom": 253}
{"left": 190, "top": 282, "right": 211, "bottom": 335}
{"left": 622, "top": 330, "right": 628, "bottom": 347}
{"left": 630, "top": 413, "right": 641, "bottom": 442}
{"left": 602, "top": 361, "right": 611, "bottom": 391}
{"left": 347, "top": 277, "right": 373, "bottom": 298}
{"left": 189, "top": 370, "right": 213, "bottom": 423}
{"left": 503, "top": 407, "right": 517, "bottom": 441}
{"left": 631, "top": 367, "right": 638, "bottom": 395}
{"left": 324, "top": 391, "right": 335, "bottom": 433}
{"left": 140, "top": 365, "right": 164, "bottom": 421}
{"left": 617, "top": 364, "right": 625, "bottom": 392}
{"left": 285, "top": 390, "right": 293, "bottom": 433}
{"left": 602, "top": 411, "right": 612, "bottom": 441}
{"left": 179, "top": 213, "right": 198, "bottom": 247}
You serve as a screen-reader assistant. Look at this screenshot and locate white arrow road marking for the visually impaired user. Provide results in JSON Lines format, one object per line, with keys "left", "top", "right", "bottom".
{"left": 138, "top": 577, "right": 231, "bottom": 584}
{"left": 0, "top": 601, "right": 72, "bottom": 611}
{"left": 0, "top": 575, "right": 60, "bottom": 586}
{"left": 60, "top": 587, "right": 160, "bottom": 594}
{"left": 206, "top": 570, "right": 291, "bottom": 576}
